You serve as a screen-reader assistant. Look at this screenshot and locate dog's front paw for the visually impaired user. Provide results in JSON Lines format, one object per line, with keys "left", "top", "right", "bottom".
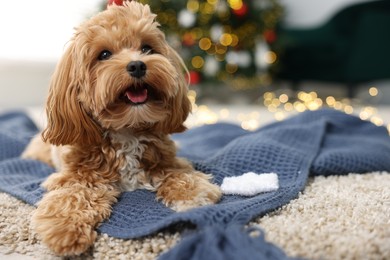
{"left": 169, "top": 182, "right": 222, "bottom": 212}
{"left": 157, "top": 172, "right": 222, "bottom": 212}
{"left": 32, "top": 212, "right": 96, "bottom": 256}
{"left": 32, "top": 189, "right": 99, "bottom": 256}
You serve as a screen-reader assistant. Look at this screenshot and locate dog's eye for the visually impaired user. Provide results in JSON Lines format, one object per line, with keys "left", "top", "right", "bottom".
{"left": 98, "top": 50, "right": 112, "bottom": 60}
{"left": 141, "top": 45, "right": 153, "bottom": 54}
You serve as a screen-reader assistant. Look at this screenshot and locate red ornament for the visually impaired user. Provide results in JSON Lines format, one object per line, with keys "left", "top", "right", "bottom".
{"left": 107, "top": 0, "right": 124, "bottom": 7}
{"left": 186, "top": 71, "right": 201, "bottom": 85}
{"left": 182, "top": 33, "right": 196, "bottom": 47}
{"left": 233, "top": 3, "right": 248, "bottom": 17}
{"left": 263, "top": 30, "right": 277, "bottom": 43}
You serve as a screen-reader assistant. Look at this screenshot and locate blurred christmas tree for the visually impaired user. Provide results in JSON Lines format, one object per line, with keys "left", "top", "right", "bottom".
{"left": 103, "top": 0, "right": 283, "bottom": 91}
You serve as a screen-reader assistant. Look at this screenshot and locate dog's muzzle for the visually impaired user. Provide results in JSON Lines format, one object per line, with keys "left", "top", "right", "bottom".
{"left": 127, "top": 60, "right": 146, "bottom": 78}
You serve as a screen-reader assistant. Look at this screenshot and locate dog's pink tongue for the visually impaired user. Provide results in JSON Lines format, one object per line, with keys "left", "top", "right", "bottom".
{"left": 126, "top": 88, "right": 148, "bottom": 104}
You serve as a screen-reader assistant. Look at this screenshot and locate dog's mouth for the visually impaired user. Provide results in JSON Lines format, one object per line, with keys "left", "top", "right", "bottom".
{"left": 120, "top": 84, "right": 150, "bottom": 105}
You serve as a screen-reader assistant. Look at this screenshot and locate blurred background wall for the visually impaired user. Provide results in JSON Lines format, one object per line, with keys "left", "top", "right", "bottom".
{"left": 0, "top": 0, "right": 101, "bottom": 108}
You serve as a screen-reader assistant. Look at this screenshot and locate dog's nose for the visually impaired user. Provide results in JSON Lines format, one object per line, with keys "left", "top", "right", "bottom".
{"left": 127, "top": 60, "right": 147, "bottom": 78}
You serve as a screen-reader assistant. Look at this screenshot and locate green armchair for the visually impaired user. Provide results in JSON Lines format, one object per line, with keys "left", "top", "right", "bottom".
{"left": 271, "top": 0, "right": 390, "bottom": 98}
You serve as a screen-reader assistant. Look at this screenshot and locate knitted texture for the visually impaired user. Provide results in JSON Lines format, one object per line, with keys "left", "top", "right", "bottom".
{"left": 0, "top": 109, "right": 389, "bottom": 259}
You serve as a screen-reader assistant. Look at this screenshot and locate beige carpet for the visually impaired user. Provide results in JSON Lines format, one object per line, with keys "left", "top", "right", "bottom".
{"left": 0, "top": 172, "right": 389, "bottom": 260}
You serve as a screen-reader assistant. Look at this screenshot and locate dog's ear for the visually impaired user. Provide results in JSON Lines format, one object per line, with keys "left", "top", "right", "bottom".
{"left": 42, "top": 43, "right": 102, "bottom": 146}
{"left": 160, "top": 46, "right": 191, "bottom": 134}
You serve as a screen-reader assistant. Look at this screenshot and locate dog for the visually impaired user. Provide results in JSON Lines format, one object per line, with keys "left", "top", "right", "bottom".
{"left": 22, "top": 1, "right": 221, "bottom": 255}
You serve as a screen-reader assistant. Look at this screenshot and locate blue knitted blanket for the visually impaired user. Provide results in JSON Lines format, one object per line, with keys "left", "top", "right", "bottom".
{"left": 0, "top": 109, "right": 389, "bottom": 259}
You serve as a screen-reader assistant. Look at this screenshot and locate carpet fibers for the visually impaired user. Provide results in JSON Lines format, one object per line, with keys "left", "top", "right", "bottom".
{"left": 0, "top": 172, "right": 389, "bottom": 260}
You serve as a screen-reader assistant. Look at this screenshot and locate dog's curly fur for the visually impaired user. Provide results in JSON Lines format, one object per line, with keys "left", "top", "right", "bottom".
{"left": 22, "top": 1, "right": 221, "bottom": 256}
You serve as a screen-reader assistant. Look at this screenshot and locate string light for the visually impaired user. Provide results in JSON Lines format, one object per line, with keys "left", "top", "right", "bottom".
{"left": 219, "top": 33, "right": 233, "bottom": 46}
{"left": 207, "top": 0, "right": 218, "bottom": 4}
{"left": 226, "top": 63, "right": 238, "bottom": 74}
{"left": 264, "top": 51, "right": 277, "bottom": 64}
{"left": 227, "top": 0, "right": 243, "bottom": 10}
{"left": 199, "top": 37, "right": 212, "bottom": 50}
{"left": 219, "top": 108, "right": 230, "bottom": 119}
{"left": 369, "top": 87, "right": 378, "bottom": 97}
{"left": 187, "top": 0, "right": 200, "bottom": 12}
{"left": 191, "top": 56, "right": 205, "bottom": 69}
{"left": 186, "top": 87, "right": 388, "bottom": 136}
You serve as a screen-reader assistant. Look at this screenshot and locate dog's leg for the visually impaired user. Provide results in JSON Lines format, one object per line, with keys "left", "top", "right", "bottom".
{"left": 32, "top": 172, "right": 120, "bottom": 255}
{"left": 31, "top": 149, "right": 121, "bottom": 256}
{"left": 155, "top": 162, "right": 222, "bottom": 212}
{"left": 21, "top": 134, "right": 54, "bottom": 167}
